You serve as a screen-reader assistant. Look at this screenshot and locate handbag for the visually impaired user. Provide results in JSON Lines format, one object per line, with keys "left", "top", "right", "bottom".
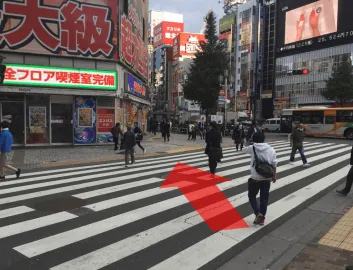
{"left": 252, "top": 146, "right": 274, "bottom": 179}
{"left": 135, "top": 133, "right": 143, "bottom": 141}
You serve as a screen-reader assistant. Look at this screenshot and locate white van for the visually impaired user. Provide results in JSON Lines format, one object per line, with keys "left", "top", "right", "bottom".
{"left": 262, "top": 118, "right": 281, "bottom": 132}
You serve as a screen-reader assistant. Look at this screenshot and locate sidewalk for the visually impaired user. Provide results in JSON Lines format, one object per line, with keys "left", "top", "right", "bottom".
{"left": 7, "top": 133, "right": 235, "bottom": 171}
{"left": 218, "top": 182, "right": 353, "bottom": 270}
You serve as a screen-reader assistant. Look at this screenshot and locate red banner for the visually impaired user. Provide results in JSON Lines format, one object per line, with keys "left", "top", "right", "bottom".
{"left": 97, "top": 108, "right": 115, "bottom": 133}
{"left": 120, "top": 0, "right": 148, "bottom": 80}
{"left": 0, "top": 0, "right": 118, "bottom": 60}
{"left": 153, "top": 21, "right": 184, "bottom": 48}
{"left": 173, "top": 33, "right": 206, "bottom": 58}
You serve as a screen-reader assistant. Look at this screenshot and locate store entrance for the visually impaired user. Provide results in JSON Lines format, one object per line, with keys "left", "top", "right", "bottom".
{"left": 0, "top": 101, "right": 25, "bottom": 145}
{"left": 51, "top": 103, "right": 73, "bottom": 144}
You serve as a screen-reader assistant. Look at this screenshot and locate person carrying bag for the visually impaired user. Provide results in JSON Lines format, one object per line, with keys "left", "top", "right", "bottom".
{"left": 205, "top": 121, "right": 223, "bottom": 175}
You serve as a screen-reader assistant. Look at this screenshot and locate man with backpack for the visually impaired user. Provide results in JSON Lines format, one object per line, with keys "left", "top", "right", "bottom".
{"left": 242, "top": 131, "right": 277, "bottom": 226}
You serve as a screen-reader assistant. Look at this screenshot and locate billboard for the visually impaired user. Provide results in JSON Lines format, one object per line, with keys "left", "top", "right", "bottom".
{"left": 219, "top": 14, "right": 235, "bottom": 33}
{"left": 149, "top": 10, "right": 183, "bottom": 37}
{"left": 3, "top": 64, "right": 117, "bottom": 90}
{"left": 219, "top": 31, "right": 232, "bottom": 52}
{"left": 153, "top": 21, "right": 184, "bottom": 48}
{"left": 276, "top": 0, "right": 353, "bottom": 57}
{"left": 126, "top": 73, "right": 149, "bottom": 100}
{"left": 120, "top": 0, "right": 148, "bottom": 80}
{"left": 0, "top": 0, "right": 118, "bottom": 60}
{"left": 173, "top": 33, "right": 206, "bottom": 58}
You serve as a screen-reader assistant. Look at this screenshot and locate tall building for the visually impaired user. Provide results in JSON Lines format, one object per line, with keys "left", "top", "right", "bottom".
{"left": 274, "top": 0, "right": 353, "bottom": 115}
{"left": 0, "top": 0, "right": 149, "bottom": 146}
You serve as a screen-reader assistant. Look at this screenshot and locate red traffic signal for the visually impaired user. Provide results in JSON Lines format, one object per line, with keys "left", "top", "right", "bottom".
{"left": 292, "top": 69, "right": 309, "bottom": 75}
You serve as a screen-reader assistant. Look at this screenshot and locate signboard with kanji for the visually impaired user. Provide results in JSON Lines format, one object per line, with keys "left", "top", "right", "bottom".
{"left": 153, "top": 21, "right": 184, "bottom": 48}
{"left": 120, "top": 0, "right": 148, "bottom": 80}
{"left": 3, "top": 64, "right": 117, "bottom": 90}
{"left": 0, "top": 0, "right": 119, "bottom": 60}
{"left": 173, "top": 33, "right": 206, "bottom": 58}
{"left": 97, "top": 108, "right": 114, "bottom": 133}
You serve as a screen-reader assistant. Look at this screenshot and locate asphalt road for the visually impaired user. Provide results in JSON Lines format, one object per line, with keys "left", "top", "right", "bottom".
{"left": 0, "top": 137, "right": 351, "bottom": 270}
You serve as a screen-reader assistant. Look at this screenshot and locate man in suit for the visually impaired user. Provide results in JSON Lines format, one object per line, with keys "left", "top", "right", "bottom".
{"left": 123, "top": 126, "right": 136, "bottom": 168}
{"left": 337, "top": 146, "right": 353, "bottom": 196}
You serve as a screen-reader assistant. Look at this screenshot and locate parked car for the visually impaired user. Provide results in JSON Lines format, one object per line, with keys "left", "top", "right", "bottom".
{"left": 262, "top": 118, "right": 281, "bottom": 132}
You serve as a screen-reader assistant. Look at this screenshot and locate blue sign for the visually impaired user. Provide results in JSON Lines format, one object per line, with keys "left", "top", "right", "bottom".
{"left": 127, "top": 74, "right": 149, "bottom": 99}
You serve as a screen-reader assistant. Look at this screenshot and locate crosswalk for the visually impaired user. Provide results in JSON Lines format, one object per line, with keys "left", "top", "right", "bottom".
{"left": 0, "top": 140, "right": 351, "bottom": 270}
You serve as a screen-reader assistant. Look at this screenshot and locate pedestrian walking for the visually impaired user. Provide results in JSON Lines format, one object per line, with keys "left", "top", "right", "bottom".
{"left": 188, "top": 122, "right": 194, "bottom": 140}
{"left": 233, "top": 122, "right": 245, "bottom": 151}
{"left": 151, "top": 117, "right": 158, "bottom": 135}
{"left": 336, "top": 145, "right": 353, "bottom": 196}
{"left": 246, "top": 121, "right": 259, "bottom": 145}
{"left": 242, "top": 131, "right": 277, "bottom": 226}
{"left": 161, "top": 118, "right": 170, "bottom": 142}
{"left": 0, "top": 121, "right": 21, "bottom": 180}
{"left": 123, "top": 126, "right": 136, "bottom": 168}
{"left": 289, "top": 122, "right": 310, "bottom": 168}
{"left": 205, "top": 121, "right": 223, "bottom": 175}
{"left": 133, "top": 122, "right": 146, "bottom": 154}
{"left": 111, "top": 122, "right": 123, "bottom": 151}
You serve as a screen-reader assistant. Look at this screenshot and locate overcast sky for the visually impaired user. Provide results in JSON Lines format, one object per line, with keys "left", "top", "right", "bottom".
{"left": 149, "top": 0, "right": 224, "bottom": 33}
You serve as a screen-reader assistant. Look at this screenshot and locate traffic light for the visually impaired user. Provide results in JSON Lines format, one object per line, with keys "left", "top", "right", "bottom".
{"left": 292, "top": 69, "right": 309, "bottom": 75}
{"left": 0, "top": 64, "right": 6, "bottom": 84}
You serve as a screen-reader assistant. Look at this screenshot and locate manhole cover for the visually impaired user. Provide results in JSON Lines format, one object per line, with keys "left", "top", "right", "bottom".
{"left": 33, "top": 196, "right": 85, "bottom": 212}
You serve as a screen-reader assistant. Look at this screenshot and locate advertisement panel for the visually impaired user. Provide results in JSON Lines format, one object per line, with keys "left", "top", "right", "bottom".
{"left": 74, "top": 96, "right": 97, "bottom": 144}
{"left": 219, "top": 14, "right": 235, "bottom": 33}
{"left": 219, "top": 31, "right": 232, "bottom": 52}
{"left": 153, "top": 21, "right": 184, "bottom": 48}
{"left": 173, "top": 33, "right": 206, "bottom": 58}
{"left": 0, "top": 0, "right": 118, "bottom": 60}
{"left": 120, "top": 0, "right": 148, "bottom": 80}
{"left": 126, "top": 74, "right": 149, "bottom": 100}
{"left": 97, "top": 108, "right": 114, "bottom": 133}
{"left": 276, "top": 0, "right": 353, "bottom": 57}
{"left": 3, "top": 64, "right": 117, "bottom": 90}
{"left": 149, "top": 10, "right": 183, "bottom": 37}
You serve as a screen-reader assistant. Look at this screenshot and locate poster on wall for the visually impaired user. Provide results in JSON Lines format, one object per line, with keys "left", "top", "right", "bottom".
{"left": 74, "top": 96, "right": 96, "bottom": 144}
{"left": 97, "top": 108, "right": 114, "bottom": 143}
{"left": 0, "top": 0, "right": 119, "bottom": 60}
{"left": 29, "top": 106, "right": 46, "bottom": 133}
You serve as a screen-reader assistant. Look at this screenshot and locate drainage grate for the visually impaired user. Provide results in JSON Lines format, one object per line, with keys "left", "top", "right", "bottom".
{"left": 33, "top": 196, "right": 85, "bottom": 212}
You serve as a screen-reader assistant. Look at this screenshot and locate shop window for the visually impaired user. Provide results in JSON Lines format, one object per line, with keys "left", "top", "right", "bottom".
{"left": 26, "top": 95, "right": 50, "bottom": 144}
{"left": 337, "top": 110, "right": 353, "bottom": 122}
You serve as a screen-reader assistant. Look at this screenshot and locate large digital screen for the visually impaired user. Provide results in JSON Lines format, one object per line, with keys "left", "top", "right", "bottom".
{"left": 276, "top": 0, "right": 353, "bottom": 57}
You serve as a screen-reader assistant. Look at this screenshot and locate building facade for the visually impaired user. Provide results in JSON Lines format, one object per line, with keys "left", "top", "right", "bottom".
{"left": 274, "top": 0, "right": 353, "bottom": 115}
{"left": 0, "top": 0, "right": 150, "bottom": 146}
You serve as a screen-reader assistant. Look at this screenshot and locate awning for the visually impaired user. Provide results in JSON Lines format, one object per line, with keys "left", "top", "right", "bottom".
{"left": 124, "top": 93, "right": 151, "bottom": 106}
{"left": 0, "top": 85, "right": 117, "bottom": 97}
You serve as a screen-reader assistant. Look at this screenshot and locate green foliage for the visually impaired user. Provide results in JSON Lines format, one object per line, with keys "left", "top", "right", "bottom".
{"left": 322, "top": 54, "right": 353, "bottom": 107}
{"left": 182, "top": 11, "right": 228, "bottom": 116}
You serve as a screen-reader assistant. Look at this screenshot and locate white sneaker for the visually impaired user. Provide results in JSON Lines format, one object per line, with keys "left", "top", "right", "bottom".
{"left": 289, "top": 162, "right": 295, "bottom": 165}
{"left": 303, "top": 163, "right": 310, "bottom": 168}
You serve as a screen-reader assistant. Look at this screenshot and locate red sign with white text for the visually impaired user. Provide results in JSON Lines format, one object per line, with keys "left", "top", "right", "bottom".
{"left": 120, "top": 0, "right": 148, "bottom": 81}
{"left": 173, "top": 33, "right": 206, "bottom": 58}
{"left": 153, "top": 21, "right": 184, "bottom": 48}
{"left": 98, "top": 108, "right": 115, "bottom": 132}
{"left": 0, "top": 0, "right": 118, "bottom": 60}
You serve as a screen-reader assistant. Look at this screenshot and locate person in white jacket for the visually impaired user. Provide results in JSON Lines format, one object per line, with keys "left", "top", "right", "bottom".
{"left": 242, "top": 131, "right": 278, "bottom": 226}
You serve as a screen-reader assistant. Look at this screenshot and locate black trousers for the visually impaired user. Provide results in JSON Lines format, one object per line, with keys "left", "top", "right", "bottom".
{"left": 343, "top": 166, "right": 353, "bottom": 193}
{"left": 136, "top": 141, "right": 145, "bottom": 151}
{"left": 208, "top": 156, "right": 218, "bottom": 174}
{"left": 113, "top": 137, "right": 119, "bottom": 150}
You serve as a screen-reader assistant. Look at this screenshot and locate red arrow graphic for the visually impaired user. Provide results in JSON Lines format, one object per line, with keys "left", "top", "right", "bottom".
{"left": 161, "top": 162, "right": 248, "bottom": 231}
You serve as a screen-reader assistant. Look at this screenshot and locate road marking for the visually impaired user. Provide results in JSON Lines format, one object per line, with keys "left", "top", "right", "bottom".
{"left": 0, "top": 206, "right": 34, "bottom": 219}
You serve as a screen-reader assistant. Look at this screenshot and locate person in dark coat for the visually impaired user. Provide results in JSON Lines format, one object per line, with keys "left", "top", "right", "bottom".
{"left": 233, "top": 122, "right": 245, "bottom": 151}
{"left": 337, "top": 146, "right": 353, "bottom": 196}
{"left": 111, "top": 123, "right": 123, "bottom": 150}
{"left": 205, "top": 121, "right": 223, "bottom": 174}
{"left": 289, "top": 122, "right": 310, "bottom": 168}
{"left": 161, "top": 118, "right": 170, "bottom": 142}
{"left": 123, "top": 126, "right": 136, "bottom": 167}
{"left": 151, "top": 118, "right": 158, "bottom": 135}
{"left": 133, "top": 122, "right": 146, "bottom": 153}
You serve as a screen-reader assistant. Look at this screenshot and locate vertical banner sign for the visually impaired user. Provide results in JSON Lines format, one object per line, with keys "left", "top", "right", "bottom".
{"left": 0, "top": 0, "right": 119, "bottom": 60}
{"left": 120, "top": 0, "right": 148, "bottom": 80}
{"left": 97, "top": 108, "right": 114, "bottom": 133}
{"left": 256, "top": 4, "right": 264, "bottom": 100}
{"left": 74, "top": 96, "right": 97, "bottom": 144}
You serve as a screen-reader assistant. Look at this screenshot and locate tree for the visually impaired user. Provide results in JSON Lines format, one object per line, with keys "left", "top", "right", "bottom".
{"left": 322, "top": 54, "right": 353, "bottom": 107}
{"left": 182, "top": 11, "right": 228, "bottom": 121}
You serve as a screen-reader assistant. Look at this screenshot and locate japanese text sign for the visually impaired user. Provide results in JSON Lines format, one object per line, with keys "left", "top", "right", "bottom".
{"left": 3, "top": 64, "right": 117, "bottom": 90}
{"left": 120, "top": 0, "right": 148, "bottom": 80}
{"left": 127, "top": 74, "right": 148, "bottom": 99}
{"left": 0, "top": 0, "right": 118, "bottom": 60}
{"left": 153, "top": 21, "right": 184, "bottom": 48}
{"left": 173, "top": 33, "right": 206, "bottom": 58}
{"left": 97, "top": 108, "right": 114, "bottom": 133}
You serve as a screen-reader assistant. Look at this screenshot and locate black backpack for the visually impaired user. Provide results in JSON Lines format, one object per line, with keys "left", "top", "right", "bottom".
{"left": 252, "top": 146, "right": 274, "bottom": 179}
